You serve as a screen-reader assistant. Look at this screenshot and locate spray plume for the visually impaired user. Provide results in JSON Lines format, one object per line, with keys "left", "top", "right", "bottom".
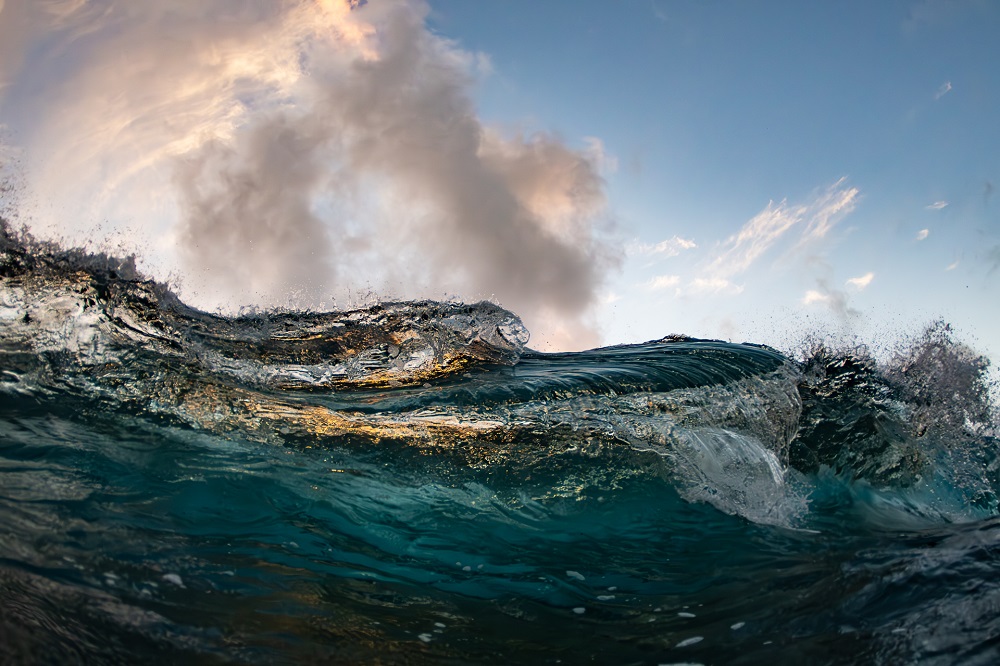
{"left": 0, "top": 0, "right": 620, "bottom": 349}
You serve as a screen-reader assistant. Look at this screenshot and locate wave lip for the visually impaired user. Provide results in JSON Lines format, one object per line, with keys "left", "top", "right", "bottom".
{"left": 0, "top": 218, "right": 530, "bottom": 390}
{"left": 196, "top": 300, "right": 531, "bottom": 390}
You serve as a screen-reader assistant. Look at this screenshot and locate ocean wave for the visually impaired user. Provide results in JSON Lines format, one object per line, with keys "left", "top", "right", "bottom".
{"left": 3, "top": 216, "right": 1000, "bottom": 663}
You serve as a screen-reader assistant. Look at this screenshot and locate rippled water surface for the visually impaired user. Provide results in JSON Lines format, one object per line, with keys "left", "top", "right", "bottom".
{"left": 2, "top": 220, "right": 1000, "bottom": 664}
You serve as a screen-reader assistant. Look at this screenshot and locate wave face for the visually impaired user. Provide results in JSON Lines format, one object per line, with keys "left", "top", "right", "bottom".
{"left": 2, "top": 219, "right": 1000, "bottom": 665}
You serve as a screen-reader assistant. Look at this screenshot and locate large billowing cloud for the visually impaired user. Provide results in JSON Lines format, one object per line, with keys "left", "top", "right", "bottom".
{"left": 0, "top": 0, "right": 620, "bottom": 349}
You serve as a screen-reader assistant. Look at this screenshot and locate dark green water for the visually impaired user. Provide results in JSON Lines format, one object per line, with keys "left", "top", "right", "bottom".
{"left": 2, "top": 220, "right": 1000, "bottom": 664}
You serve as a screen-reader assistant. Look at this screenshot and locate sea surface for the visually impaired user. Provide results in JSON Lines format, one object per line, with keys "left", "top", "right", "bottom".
{"left": 2, "top": 219, "right": 999, "bottom": 665}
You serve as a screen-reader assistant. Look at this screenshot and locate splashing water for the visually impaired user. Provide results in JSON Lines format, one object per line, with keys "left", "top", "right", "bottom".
{"left": 2, "top": 219, "right": 999, "bottom": 664}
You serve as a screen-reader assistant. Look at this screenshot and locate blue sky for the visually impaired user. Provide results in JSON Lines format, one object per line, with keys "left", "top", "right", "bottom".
{"left": 426, "top": 0, "right": 1000, "bottom": 354}
{"left": 1, "top": 0, "right": 998, "bottom": 357}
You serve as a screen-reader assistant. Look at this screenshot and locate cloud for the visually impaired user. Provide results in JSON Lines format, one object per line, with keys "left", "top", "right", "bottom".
{"left": 916, "top": 229, "right": 930, "bottom": 241}
{"left": 802, "top": 290, "right": 828, "bottom": 305}
{"left": 701, "top": 178, "right": 858, "bottom": 281}
{"left": 934, "top": 81, "right": 952, "bottom": 100}
{"left": 800, "top": 278, "right": 858, "bottom": 320}
{"left": 926, "top": 200, "right": 948, "bottom": 210}
{"left": 640, "top": 274, "right": 681, "bottom": 291}
{"left": 946, "top": 260, "right": 960, "bottom": 271}
{"left": 627, "top": 235, "right": 697, "bottom": 257}
{"left": 598, "top": 291, "right": 621, "bottom": 305}
{"left": 654, "top": 179, "right": 860, "bottom": 305}
{"left": 687, "top": 277, "right": 743, "bottom": 295}
{"left": 845, "top": 272, "right": 874, "bottom": 290}
{"left": 581, "top": 136, "right": 618, "bottom": 174}
{"left": 0, "top": 0, "right": 622, "bottom": 351}
{"left": 704, "top": 201, "right": 803, "bottom": 278}
{"left": 796, "top": 178, "right": 861, "bottom": 244}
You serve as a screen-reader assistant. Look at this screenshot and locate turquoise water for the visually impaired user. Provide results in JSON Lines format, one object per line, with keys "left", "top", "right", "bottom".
{"left": 2, "top": 220, "right": 1000, "bottom": 664}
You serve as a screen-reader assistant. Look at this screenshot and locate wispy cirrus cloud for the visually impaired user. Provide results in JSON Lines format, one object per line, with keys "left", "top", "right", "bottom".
{"left": 796, "top": 178, "right": 861, "bottom": 245}
{"left": 689, "top": 277, "right": 743, "bottom": 295}
{"left": 640, "top": 274, "right": 681, "bottom": 291}
{"left": 846, "top": 272, "right": 874, "bottom": 290}
{"left": 916, "top": 229, "right": 930, "bottom": 241}
{"left": 934, "top": 81, "right": 952, "bottom": 100}
{"left": 926, "top": 200, "right": 948, "bottom": 210}
{"left": 660, "top": 179, "right": 858, "bottom": 300}
{"left": 702, "top": 178, "right": 859, "bottom": 282}
{"left": 701, "top": 201, "right": 804, "bottom": 279}
{"left": 627, "top": 235, "right": 697, "bottom": 257}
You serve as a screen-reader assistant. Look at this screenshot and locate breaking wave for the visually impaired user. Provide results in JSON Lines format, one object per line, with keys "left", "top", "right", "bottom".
{"left": 2, "top": 217, "right": 999, "bottom": 664}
